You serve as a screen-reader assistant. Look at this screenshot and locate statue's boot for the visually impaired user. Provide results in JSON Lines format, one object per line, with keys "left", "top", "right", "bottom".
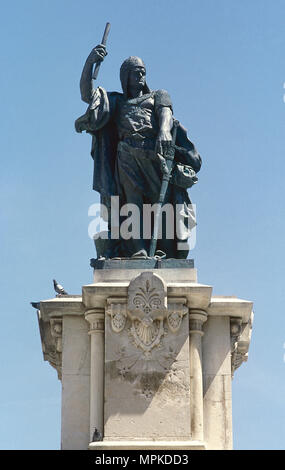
{"left": 154, "top": 250, "right": 166, "bottom": 259}
{"left": 131, "top": 249, "right": 149, "bottom": 259}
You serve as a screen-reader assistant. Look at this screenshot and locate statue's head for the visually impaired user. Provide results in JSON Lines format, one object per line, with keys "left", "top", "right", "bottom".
{"left": 120, "top": 56, "right": 150, "bottom": 98}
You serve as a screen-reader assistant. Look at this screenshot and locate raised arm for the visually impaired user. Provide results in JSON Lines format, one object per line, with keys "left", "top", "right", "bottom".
{"left": 80, "top": 44, "right": 107, "bottom": 104}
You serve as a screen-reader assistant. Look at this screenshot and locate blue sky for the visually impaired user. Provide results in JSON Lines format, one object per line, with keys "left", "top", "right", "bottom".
{"left": 0, "top": 0, "right": 284, "bottom": 449}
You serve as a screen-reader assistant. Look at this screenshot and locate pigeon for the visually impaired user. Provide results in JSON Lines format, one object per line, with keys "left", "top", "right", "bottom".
{"left": 30, "top": 302, "right": 40, "bottom": 309}
{"left": 53, "top": 279, "right": 68, "bottom": 296}
{"left": 92, "top": 428, "right": 102, "bottom": 442}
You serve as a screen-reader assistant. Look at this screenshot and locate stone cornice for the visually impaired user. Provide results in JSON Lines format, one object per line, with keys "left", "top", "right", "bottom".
{"left": 37, "top": 296, "right": 83, "bottom": 380}
{"left": 40, "top": 296, "right": 84, "bottom": 322}
{"left": 37, "top": 279, "right": 254, "bottom": 379}
{"left": 82, "top": 282, "right": 213, "bottom": 311}
{"left": 208, "top": 296, "right": 253, "bottom": 323}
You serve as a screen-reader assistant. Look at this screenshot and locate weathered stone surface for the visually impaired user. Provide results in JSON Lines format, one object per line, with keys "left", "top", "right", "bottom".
{"left": 104, "top": 271, "right": 190, "bottom": 441}
{"left": 36, "top": 268, "right": 254, "bottom": 450}
{"left": 93, "top": 265, "right": 197, "bottom": 284}
{"left": 61, "top": 316, "right": 90, "bottom": 450}
{"left": 202, "top": 316, "right": 232, "bottom": 450}
{"left": 104, "top": 311, "right": 190, "bottom": 440}
{"left": 89, "top": 440, "right": 205, "bottom": 450}
{"left": 91, "top": 258, "right": 195, "bottom": 270}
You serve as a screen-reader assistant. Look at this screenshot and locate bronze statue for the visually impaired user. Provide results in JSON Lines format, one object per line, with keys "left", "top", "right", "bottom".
{"left": 75, "top": 40, "right": 201, "bottom": 260}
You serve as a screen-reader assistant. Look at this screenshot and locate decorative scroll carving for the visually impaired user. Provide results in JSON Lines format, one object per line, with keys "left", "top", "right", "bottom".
{"left": 37, "top": 312, "right": 62, "bottom": 380}
{"left": 50, "top": 318, "right": 63, "bottom": 353}
{"left": 230, "top": 312, "right": 254, "bottom": 376}
{"left": 106, "top": 302, "right": 127, "bottom": 333}
{"left": 167, "top": 303, "right": 188, "bottom": 333}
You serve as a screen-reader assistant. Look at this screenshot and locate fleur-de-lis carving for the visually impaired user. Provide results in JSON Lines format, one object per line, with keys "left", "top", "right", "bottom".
{"left": 133, "top": 280, "right": 162, "bottom": 315}
{"left": 127, "top": 272, "right": 167, "bottom": 353}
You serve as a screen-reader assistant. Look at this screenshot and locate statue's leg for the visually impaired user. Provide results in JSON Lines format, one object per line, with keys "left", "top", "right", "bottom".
{"left": 116, "top": 147, "right": 149, "bottom": 257}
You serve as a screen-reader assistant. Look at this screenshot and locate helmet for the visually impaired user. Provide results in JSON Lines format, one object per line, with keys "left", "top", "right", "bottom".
{"left": 120, "top": 56, "right": 150, "bottom": 97}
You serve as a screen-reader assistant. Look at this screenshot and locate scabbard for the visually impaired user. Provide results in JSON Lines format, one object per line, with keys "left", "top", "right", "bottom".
{"left": 149, "top": 121, "right": 179, "bottom": 257}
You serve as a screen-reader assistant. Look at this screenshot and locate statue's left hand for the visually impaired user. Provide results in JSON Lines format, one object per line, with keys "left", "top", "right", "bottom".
{"left": 155, "top": 130, "right": 172, "bottom": 155}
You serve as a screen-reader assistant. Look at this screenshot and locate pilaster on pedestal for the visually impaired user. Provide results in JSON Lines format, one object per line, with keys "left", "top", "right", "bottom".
{"left": 189, "top": 309, "right": 208, "bottom": 443}
{"left": 84, "top": 309, "right": 105, "bottom": 442}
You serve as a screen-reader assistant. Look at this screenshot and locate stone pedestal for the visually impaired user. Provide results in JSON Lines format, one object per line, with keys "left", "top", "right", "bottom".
{"left": 37, "top": 262, "right": 253, "bottom": 450}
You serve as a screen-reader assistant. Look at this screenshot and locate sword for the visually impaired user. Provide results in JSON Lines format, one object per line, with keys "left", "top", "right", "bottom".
{"left": 92, "top": 22, "right": 111, "bottom": 80}
{"left": 149, "top": 119, "right": 179, "bottom": 258}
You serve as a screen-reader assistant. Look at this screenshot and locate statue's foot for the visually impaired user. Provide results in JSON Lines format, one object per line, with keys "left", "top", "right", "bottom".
{"left": 154, "top": 250, "right": 166, "bottom": 259}
{"left": 130, "top": 249, "right": 166, "bottom": 260}
{"left": 131, "top": 249, "right": 149, "bottom": 259}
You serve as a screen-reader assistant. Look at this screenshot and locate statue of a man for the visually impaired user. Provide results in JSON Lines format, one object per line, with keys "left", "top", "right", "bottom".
{"left": 75, "top": 44, "right": 201, "bottom": 259}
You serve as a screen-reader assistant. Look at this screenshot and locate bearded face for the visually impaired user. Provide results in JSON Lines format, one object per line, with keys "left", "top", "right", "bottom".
{"left": 120, "top": 56, "right": 150, "bottom": 97}
{"left": 128, "top": 66, "right": 146, "bottom": 92}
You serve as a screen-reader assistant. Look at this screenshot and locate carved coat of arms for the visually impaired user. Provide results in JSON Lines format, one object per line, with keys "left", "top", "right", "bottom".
{"left": 127, "top": 272, "right": 167, "bottom": 353}
{"left": 107, "top": 272, "right": 188, "bottom": 355}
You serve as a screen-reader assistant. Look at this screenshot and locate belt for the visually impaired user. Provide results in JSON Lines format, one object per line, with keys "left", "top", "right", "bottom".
{"left": 118, "top": 141, "right": 157, "bottom": 161}
{"left": 122, "top": 137, "right": 155, "bottom": 150}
